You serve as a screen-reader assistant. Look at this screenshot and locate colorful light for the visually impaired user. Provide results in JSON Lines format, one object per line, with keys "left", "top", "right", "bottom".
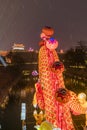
{"left": 32, "top": 70, "right": 38, "bottom": 76}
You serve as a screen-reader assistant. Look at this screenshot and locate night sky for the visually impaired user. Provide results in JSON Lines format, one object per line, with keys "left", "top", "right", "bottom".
{"left": 0, "top": 0, "right": 87, "bottom": 51}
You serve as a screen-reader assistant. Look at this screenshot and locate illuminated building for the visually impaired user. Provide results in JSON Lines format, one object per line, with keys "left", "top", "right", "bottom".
{"left": 12, "top": 43, "right": 25, "bottom": 50}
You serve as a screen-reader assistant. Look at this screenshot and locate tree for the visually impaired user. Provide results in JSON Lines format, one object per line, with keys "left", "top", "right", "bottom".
{"left": 64, "top": 41, "right": 87, "bottom": 68}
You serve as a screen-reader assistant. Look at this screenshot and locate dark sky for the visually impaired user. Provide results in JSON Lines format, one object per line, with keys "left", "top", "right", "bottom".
{"left": 0, "top": 0, "right": 87, "bottom": 51}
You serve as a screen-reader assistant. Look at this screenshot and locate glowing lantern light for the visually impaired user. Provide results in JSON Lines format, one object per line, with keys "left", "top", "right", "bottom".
{"left": 78, "top": 92, "right": 87, "bottom": 127}
{"left": 78, "top": 92, "right": 87, "bottom": 106}
{"left": 32, "top": 70, "right": 38, "bottom": 76}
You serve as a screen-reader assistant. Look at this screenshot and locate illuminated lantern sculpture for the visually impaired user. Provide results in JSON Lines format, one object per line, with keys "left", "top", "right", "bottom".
{"left": 32, "top": 70, "right": 38, "bottom": 76}
{"left": 78, "top": 93, "right": 87, "bottom": 128}
{"left": 33, "top": 110, "right": 45, "bottom": 126}
{"left": 34, "top": 121, "right": 53, "bottom": 130}
{"left": 33, "top": 92, "right": 38, "bottom": 108}
{"left": 78, "top": 93, "right": 87, "bottom": 108}
{"left": 34, "top": 26, "right": 87, "bottom": 130}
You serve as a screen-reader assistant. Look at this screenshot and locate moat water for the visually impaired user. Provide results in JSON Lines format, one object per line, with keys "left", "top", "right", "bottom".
{"left": 0, "top": 89, "right": 36, "bottom": 130}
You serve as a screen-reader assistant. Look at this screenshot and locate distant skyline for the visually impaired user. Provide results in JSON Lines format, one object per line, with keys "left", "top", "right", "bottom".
{"left": 0, "top": 0, "right": 87, "bottom": 51}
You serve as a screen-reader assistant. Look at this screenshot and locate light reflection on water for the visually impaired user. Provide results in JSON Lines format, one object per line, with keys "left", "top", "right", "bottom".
{"left": 0, "top": 88, "right": 36, "bottom": 130}
{"left": 0, "top": 98, "right": 21, "bottom": 130}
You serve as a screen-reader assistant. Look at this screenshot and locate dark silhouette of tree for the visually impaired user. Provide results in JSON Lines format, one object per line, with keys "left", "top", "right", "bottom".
{"left": 64, "top": 41, "right": 87, "bottom": 68}
{"left": 64, "top": 48, "right": 75, "bottom": 67}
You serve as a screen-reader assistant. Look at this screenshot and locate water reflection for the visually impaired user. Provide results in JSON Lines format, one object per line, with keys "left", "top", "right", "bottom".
{"left": 0, "top": 87, "right": 36, "bottom": 130}
{"left": 0, "top": 97, "right": 21, "bottom": 130}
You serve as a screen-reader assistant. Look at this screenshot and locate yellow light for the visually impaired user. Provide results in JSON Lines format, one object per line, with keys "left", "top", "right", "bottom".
{"left": 78, "top": 93, "right": 86, "bottom": 100}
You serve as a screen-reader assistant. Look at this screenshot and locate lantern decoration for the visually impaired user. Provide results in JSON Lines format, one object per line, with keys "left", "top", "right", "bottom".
{"left": 33, "top": 110, "right": 45, "bottom": 126}
{"left": 32, "top": 70, "right": 38, "bottom": 76}
{"left": 34, "top": 121, "right": 61, "bottom": 130}
{"left": 40, "top": 26, "right": 54, "bottom": 41}
{"left": 35, "top": 82, "right": 45, "bottom": 110}
{"left": 78, "top": 92, "right": 87, "bottom": 108}
{"left": 52, "top": 61, "right": 64, "bottom": 72}
{"left": 32, "top": 92, "right": 38, "bottom": 108}
{"left": 55, "top": 88, "right": 70, "bottom": 104}
{"left": 78, "top": 92, "right": 87, "bottom": 127}
{"left": 78, "top": 93, "right": 86, "bottom": 104}
{"left": 33, "top": 26, "right": 87, "bottom": 130}
{"left": 42, "top": 26, "right": 54, "bottom": 37}
{"left": 46, "top": 38, "right": 58, "bottom": 50}
{"left": 39, "top": 121, "right": 53, "bottom": 130}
